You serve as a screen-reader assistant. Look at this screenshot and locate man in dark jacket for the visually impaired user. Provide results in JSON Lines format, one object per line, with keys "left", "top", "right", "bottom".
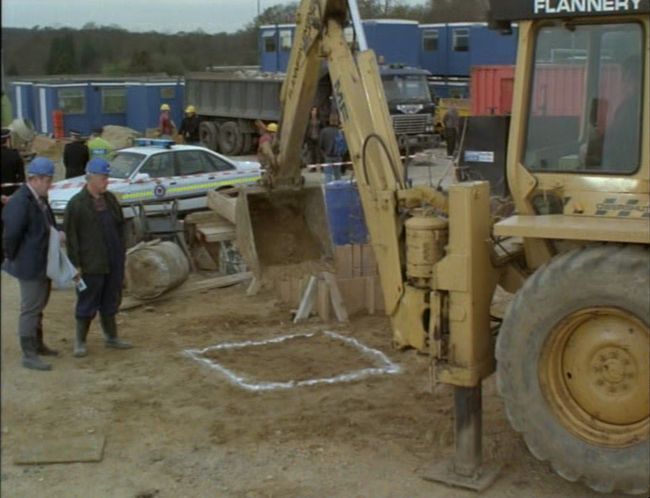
{"left": 179, "top": 105, "right": 200, "bottom": 144}
{"left": 1, "top": 128, "right": 25, "bottom": 255}
{"left": 2, "top": 157, "right": 59, "bottom": 370}
{"left": 64, "top": 157, "right": 132, "bottom": 357}
{"left": 63, "top": 130, "right": 90, "bottom": 179}
{"left": 1, "top": 128, "right": 25, "bottom": 203}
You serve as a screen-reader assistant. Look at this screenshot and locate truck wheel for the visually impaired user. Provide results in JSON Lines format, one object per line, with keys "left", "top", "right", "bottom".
{"left": 496, "top": 244, "right": 649, "bottom": 495}
{"left": 199, "top": 122, "right": 219, "bottom": 151}
{"left": 241, "top": 133, "right": 253, "bottom": 155}
{"left": 218, "top": 121, "right": 243, "bottom": 156}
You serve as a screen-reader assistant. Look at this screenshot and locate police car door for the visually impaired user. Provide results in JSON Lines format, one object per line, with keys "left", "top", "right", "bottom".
{"left": 173, "top": 149, "right": 222, "bottom": 211}
{"left": 137, "top": 151, "right": 176, "bottom": 202}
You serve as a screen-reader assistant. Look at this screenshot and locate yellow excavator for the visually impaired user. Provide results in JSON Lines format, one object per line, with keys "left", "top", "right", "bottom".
{"left": 236, "top": 0, "right": 649, "bottom": 494}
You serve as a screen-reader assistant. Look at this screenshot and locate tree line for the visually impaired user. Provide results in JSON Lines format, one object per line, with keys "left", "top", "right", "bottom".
{"left": 2, "top": 0, "right": 488, "bottom": 77}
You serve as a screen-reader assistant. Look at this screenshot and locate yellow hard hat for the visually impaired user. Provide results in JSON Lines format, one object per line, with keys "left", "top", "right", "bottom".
{"left": 185, "top": 105, "right": 196, "bottom": 114}
{"left": 160, "top": 103, "right": 170, "bottom": 111}
{"left": 266, "top": 122, "right": 278, "bottom": 133}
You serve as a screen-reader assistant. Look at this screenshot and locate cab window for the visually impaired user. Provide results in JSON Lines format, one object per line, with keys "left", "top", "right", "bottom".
{"left": 523, "top": 23, "right": 643, "bottom": 174}
{"left": 140, "top": 153, "right": 175, "bottom": 178}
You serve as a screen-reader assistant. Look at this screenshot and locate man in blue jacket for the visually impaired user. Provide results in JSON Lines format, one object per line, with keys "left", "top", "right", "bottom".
{"left": 2, "top": 157, "right": 59, "bottom": 371}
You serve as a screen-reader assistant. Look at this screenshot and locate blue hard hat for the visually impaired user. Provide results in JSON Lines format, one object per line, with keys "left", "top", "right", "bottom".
{"left": 27, "top": 157, "right": 55, "bottom": 177}
{"left": 86, "top": 157, "right": 111, "bottom": 175}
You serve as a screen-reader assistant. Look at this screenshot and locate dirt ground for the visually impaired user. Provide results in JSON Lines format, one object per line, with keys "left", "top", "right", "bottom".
{"left": 1, "top": 273, "right": 614, "bottom": 498}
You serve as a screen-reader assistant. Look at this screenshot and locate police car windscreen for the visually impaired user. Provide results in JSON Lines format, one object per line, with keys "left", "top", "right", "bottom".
{"left": 110, "top": 152, "right": 146, "bottom": 179}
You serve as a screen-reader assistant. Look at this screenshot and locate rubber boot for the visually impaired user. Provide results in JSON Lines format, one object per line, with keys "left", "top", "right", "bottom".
{"left": 74, "top": 319, "right": 91, "bottom": 358}
{"left": 20, "top": 336, "right": 52, "bottom": 371}
{"left": 36, "top": 325, "right": 59, "bottom": 356}
{"left": 100, "top": 315, "right": 132, "bottom": 349}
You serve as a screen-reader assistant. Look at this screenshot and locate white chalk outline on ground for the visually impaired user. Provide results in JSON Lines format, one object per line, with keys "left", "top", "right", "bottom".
{"left": 183, "top": 330, "right": 401, "bottom": 392}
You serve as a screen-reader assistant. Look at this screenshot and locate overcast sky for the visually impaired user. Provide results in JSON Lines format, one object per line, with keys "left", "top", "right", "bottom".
{"left": 2, "top": 0, "right": 426, "bottom": 34}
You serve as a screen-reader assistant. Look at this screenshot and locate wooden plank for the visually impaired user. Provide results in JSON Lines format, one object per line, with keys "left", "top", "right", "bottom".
{"left": 336, "top": 277, "right": 367, "bottom": 315}
{"left": 352, "top": 244, "right": 363, "bottom": 277}
{"left": 190, "top": 243, "right": 219, "bottom": 271}
{"left": 322, "top": 272, "right": 349, "bottom": 323}
{"left": 197, "top": 224, "right": 236, "bottom": 243}
{"left": 317, "top": 278, "right": 331, "bottom": 322}
{"left": 293, "top": 276, "right": 318, "bottom": 323}
{"left": 206, "top": 190, "right": 237, "bottom": 224}
{"left": 120, "top": 272, "right": 252, "bottom": 310}
{"left": 234, "top": 189, "right": 261, "bottom": 278}
{"left": 365, "top": 276, "right": 376, "bottom": 315}
{"left": 334, "top": 245, "right": 353, "bottom": 278}
{"left": 184, "top": 210, "right": 231, "bottom": 226}
{"left": 246, "top": 276, "right": 261, "bottom": 296}
{"left": 14, "top": 434, "right": 105, "bottom": 465}
{"left": 362, "top": 244, "right": 378, "bottom": 276}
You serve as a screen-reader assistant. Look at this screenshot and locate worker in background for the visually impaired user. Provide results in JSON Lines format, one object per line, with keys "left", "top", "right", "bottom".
{"left": 1, "top": 128, "right": 25, "bottom": 205}
{"left": 64, "top": 157, "right": 132, "bottom": 358}
{"left": 443, "top": 104, "right": 460, "bottom": 159}
{"left": 87, "top": 127, "right": 114, "bottom": 160}
{"left": 305, "top": 106, "right": 322, "bottom": 166}
{"left": 2, "top": 157, "right": 60, "bottom": 371}
{"left": 1, "top": 129, "right": 26, "bottom": 256}
{"left": 63, "top": 129, "right": 90, "bottom": 179}
{"left": 179, "top": 105, "right": 200, "bottom": 145}
{"left": 158, "top": 104, "right": 176, "bottom": 139}
{"left": 319, "top": 114, "right": 343, "bottom": 182}
{"left": 257, "top": 121, "right": 278, "bottom": 171}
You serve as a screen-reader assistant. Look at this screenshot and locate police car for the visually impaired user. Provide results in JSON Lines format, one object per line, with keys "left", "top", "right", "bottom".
{"left": 49, "top": 139, "right": 262, "bottom": 224}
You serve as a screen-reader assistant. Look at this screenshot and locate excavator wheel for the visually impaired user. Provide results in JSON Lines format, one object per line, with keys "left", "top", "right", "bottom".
{"left": 496, "top": 244, "right": 649, "bottom": 495}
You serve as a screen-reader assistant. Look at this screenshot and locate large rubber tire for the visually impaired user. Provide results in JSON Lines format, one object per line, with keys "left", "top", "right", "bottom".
{"left": 241, "top": 132, "right": 253, "bottom": 155}
{"left": 199, "top": 121, "right": 219, "bottom": 152}
{"left": 496, "top": 244, "right": 649, "bottom": 495}
{"left": 218, "top": 121, "right": 243, "bottom": 156}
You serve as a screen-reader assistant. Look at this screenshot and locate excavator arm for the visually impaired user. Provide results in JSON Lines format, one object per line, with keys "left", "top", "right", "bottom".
{"left": 264, "top": 0, "right": 450, "bottom": 323}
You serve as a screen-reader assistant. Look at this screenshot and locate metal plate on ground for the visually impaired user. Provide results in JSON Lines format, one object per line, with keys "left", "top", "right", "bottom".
{"left": 14, "top": 434, "right": 105, "bottom": 465}
{"left": 422, "top": 461, "right": 501, "bottom": 493}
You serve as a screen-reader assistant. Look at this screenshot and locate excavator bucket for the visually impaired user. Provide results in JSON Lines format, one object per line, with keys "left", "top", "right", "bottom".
{"left": 234, "top": 185, "right": 333, "bottom": 279}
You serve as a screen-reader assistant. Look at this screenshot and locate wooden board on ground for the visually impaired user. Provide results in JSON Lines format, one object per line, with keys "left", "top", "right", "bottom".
{"left": 293, "top": 275, "right": 318, "bottom": 323}
{"left": 120, "top": 272, "right": 252, "bottom": 310}
{"left": 14, "top": 434, "right": 105, "bottom": 465}
{"left": 322, "top": 271, "right": 349, "bottom": 323}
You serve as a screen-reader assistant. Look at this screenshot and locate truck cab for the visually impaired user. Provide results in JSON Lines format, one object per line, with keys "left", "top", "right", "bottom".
{"left": 379, "top": 64, "right": 437, "bottom": 151}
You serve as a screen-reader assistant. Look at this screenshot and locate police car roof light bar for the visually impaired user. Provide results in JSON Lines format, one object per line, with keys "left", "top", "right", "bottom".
{"left": 133, "top": 138, "right": 176, "bottom": 148}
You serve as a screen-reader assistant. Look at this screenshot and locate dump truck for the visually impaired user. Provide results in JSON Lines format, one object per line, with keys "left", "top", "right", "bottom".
{"left": 185, "top": 63, "right": 437, "bottom": 157}
{"left": 232, "top": 0, "right": 649, "bottom": 494}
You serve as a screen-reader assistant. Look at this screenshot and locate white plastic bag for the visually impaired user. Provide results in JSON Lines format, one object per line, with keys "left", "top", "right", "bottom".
{"left": 46, "top": 227, "right": 77, "bottom": 289}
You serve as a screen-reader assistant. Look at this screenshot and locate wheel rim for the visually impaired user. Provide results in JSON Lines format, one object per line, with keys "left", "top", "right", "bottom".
{"left": 539, "top": 307, "right": 649, "bottom": 448}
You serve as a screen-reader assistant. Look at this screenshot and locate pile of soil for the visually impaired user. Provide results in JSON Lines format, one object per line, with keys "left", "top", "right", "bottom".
{"left": 102, "top": 125, "right": 141, "bottom": 149}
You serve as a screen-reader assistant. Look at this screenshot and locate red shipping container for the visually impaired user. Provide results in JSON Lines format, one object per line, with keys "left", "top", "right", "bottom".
{"left": 471, "top": 65, "right": 515, "bottom": 116}
{"left": 471, "top": 64, "right": 623, "bottom": 128}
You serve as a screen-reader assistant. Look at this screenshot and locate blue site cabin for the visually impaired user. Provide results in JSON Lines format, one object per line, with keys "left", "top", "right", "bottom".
{"left": 260, "top": 19, "right": 421, "bottom": 73}
{"left": 259, "top": 20, "right": 517, "bottom": 77}
{"left": 7, "top": 76, "right": 184, "bottom": 136}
